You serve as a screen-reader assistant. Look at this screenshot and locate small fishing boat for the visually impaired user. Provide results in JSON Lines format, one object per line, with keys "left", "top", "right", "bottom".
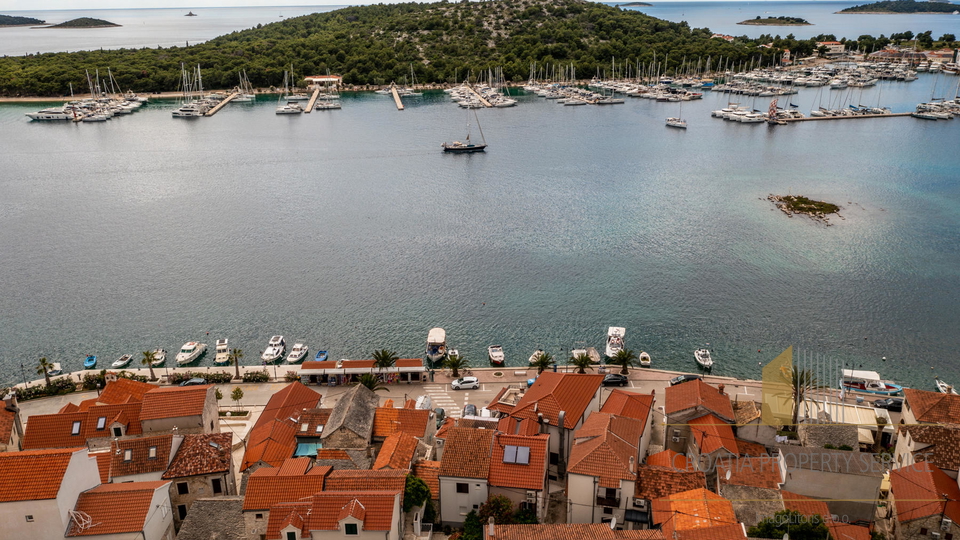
{"left": 314, "top": 350, "right": 329, "bottom": 362}
{"left": 694, "top": 348, "right": 713, "bottom": 369}
{"left": 214, "top": 339, "right": 230, "bottom": 365}
{"left": 840, "top": 369, "right": 903, "bottom": 396}
{"left": 84, "top": 355, "right": 98, "bottom": 369}
{"left": 935, "top": 377, "right": 958, "bottom": 395}
{"left": 175, "top": 342, "right": 207, "bottom": 365}
{"left": 261, "top": 335, "right": 286, "bottom": 363}
{"left": 528, "top": 349, "right": 545, "bottom": 364}
{"left": 488, "top": 345, "right": 505, "bottom": 366}
{"left": 112, "top": 354, "right": 134, "bottom": 369}
{"left": 47, "top": 363, "right": 63, "bottom": 376}
{"left": 426, "top": 328, "right": 447, "bottom": 363}
{"left": 448, "top": 349, "right": 459, "bottom": 360}
{"left": 151, "top": 349, "right": 166, "bottom": 366}
{"left": 605, "top": 327, "right": 625, "bottom": 358}
{"left": 639, "top": 351, "right": 651, "bottom": 367}
{"left": 287, "top": 343, "right": 309, "bottom": 363}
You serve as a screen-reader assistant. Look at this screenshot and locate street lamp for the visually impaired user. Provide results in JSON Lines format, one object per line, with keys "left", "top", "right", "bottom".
{"left": 19, "top": 362, "right": 27, "bottom": 388}
{"left": 96, "top": 382, "right": 101, "bottom": 396}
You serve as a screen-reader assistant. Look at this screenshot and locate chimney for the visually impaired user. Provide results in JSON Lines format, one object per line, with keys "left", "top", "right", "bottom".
{"left": 717, "top": 383, "right": 726, "bottom": 396}
{"left": 487, "top": 516, "right": 495, "bottom": 538}
{"left": 3, "top": 392, "right": 18, "bottom": 412}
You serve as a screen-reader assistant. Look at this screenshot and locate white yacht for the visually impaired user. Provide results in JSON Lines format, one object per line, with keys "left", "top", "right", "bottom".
{"left": 488, "top": 345, "right": 505, "bottom": 366}
{"left": 287, "top": 343, "right": 309, "bottom": 363}
{"left": 694, "top": 348, "right": 713, "bottom": 369}
{"left": 605, "top": 327, "right": 625, "bottom": 357}
{"left": 175, "top": 342, "right": 207, "bottom": 365}
{"left": 151, "top": 348, "right": 167, "bottom": 366}
{"left": 639, "top": 351, "right": 651, "bottom": 367}
{"left": 26, "top": 108, "right": 72, "bottom": 121}
{"left": 275, "top": 101, "right": 303, "bottom": 114}
{"left": 261, "top": 335, "right": 286, "bottom": 363}
{"left": 214, "top": 339, "right": 230, "bottom": 365}
{"left": 172, "top": 103, "right": 204, "bottom": 117}
{"left": 426, "top": 328, "right": 447, "bottom": 363}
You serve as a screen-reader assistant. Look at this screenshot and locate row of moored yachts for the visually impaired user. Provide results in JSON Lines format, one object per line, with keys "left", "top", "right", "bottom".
{"left": 25, "top": 92, "right": 149, "bottom": 122}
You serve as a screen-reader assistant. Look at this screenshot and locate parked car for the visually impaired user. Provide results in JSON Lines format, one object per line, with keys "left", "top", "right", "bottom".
{"left": 602, "top": 373, "right": 629, "bottom": 387}
{"left": 451, "top": 376, "right": 480, "bottom": 390}
{"left": 669, "top": 374, "right": 702, "bottom": 386}
{"left": 434, "top": 408, "right": 446, "bottom": 428}
{"left": 462, "top": 404, "right": 478, "bottom": 417}
{"left": 179, "top": 377, "right": 207, "bottom": 386}
{"left": 873, "top": 397, "right": 903, "bottom": 412}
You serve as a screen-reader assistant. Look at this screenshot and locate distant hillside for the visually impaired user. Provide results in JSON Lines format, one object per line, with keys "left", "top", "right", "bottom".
{"left": 840, "top": 0, "right": 957, "bottom": 13}
{"left": 0, "top": 14, "right": 45, "bottom": 25}
{"left": 49, "top": 17, "right": 120, "bottom": 28}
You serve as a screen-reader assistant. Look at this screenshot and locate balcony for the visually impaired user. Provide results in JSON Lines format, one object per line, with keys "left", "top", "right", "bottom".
{"left": 596, "top": 496, "right": 621, "bottom": 507}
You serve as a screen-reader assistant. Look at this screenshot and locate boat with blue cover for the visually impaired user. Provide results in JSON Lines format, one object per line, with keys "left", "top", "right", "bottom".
{"left": 84, "top": 355, "right": 97, "bottom": 369}
{"left": 315, "top": 350, "right": 328, "bottom": 362}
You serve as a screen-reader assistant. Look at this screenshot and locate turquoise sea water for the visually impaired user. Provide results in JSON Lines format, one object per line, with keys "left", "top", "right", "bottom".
{"left": 1, "top": 75, "right": 959, "bottom": 389}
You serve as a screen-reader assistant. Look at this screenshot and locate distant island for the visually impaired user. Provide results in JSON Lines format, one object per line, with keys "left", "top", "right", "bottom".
{"left": 619, "top": 2, "right": 653, "bottom": 6}
{"left": 48, "top": 17, "right": 120, "bottom": 28}
{"left": 839, "top": 0, "right": 958, "bottom": 13}
{"left": 739, "top": 15, "right": 812, "bottom": 25}
{"left": 0, "top": 14, "right": 45, "bottom": 26}
{"left": 769, "top": 195, "right": 840, "bottom": 224}
{"left": 185, "top": 11, "right": 197, "bottom": 16}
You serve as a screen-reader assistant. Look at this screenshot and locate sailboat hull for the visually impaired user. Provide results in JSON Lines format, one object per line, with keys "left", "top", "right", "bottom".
{"left": 442, "top": 143, "right": 486, "bottom": 153}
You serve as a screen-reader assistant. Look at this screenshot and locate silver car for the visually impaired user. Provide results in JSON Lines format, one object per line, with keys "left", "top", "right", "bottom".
{"left": 451, "top": 376, "right": 480, "bottom": 390}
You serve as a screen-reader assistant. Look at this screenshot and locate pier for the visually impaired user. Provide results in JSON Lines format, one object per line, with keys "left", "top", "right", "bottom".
{"left": 463, "top": 82, "right": 492, "bottom": 108}
{"left": 204, "top": 92, "right": 239, "bottom": 116}
{"left": 782, "top": 112, "right": 913, "bottom": 122}
{"left": 390, "top": 83, "right": 404, "bottom": 111}
{"left": 303, "top": 86, "right": 322, "bottom": 113}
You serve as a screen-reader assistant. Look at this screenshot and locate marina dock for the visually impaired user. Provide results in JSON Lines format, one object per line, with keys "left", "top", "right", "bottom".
{"left": 390, "top": 84, "right": 404, "bottom": 111}
{"left": 464, "top": 83, "right": 492, "bottom": 108}
{"left": 782, "top": 112, "right": 913, "bottom": 122}
{"left": 204, "top": 92, "right": 239, "bottom": 116}
{"left": 303, "top": 86, "right": 321, "bottom": 113}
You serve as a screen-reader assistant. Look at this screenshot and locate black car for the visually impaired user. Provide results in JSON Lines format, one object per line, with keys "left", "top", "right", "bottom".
{"left": 179, "top": 377, "right": 207, "bottom": 386}
{"left": 602, "top": 374, "right": 629, "bottom": 387}
{"left": 873, "top": 397, "right": 903, "bottom": 412}
{"left": 669, "top": 374, "right": 703, "bottom": 386}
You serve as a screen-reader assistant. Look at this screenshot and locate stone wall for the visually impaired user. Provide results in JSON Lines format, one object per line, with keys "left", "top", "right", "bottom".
{"left": 799, "top": 421, "right": 860, "bottom": 450}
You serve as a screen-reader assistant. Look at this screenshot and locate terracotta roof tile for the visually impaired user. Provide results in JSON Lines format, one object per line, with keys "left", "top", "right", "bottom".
{"left": 904, "top": 388, "right": 960, "bottom": 424}
{"left": 439, "top": 427, "right": 495, "bottom": 479}
{"left": 264, "top": 502, "right": 310, "bottom": 540}
{"left": 372, "top": 407, "right": 431, "bottom": 439}
{"left": 651, "top": 488, "right": 739, "bottom": 535}
{"left": 338, "top": 498, "right": 366, "bottom": 522}
{"left": 510, "top": 373, "right": 603, "bottom": 429}
{"left": 497, "top": 416, "right": 541, "bottom": 436}
{"left": 162, "top": 433, "right": 232, "bottom": 478}
{"left": 674, "top": 523, "right": 747, "bottom": 540}
{"left": 140, "top": 385, "right": 211, "bottom": 420}
{"left": 93, "top": 378, "right": 158, "bottom": 408}
{"left": 568, "top": 413, "right": 641, "bottom": 488}
{"left": 256, "top": 382, "right": 323, "bottom": 433}
{"left": 492, "top": 524, "right": 666, "bottom": 540}
{"left": 716, "top": 457, "right": 782, "bottom": 489}
{"left": 634, "top": 465, "right": 705, "bottom": 500}
{"left": 60, "top": 402, "right": 82, "bottom": 413}
{"left": 731, "top": 400, "right": 761, "bottom": 425}
{"left": 0, "top": 447, "right": 84, "bottom": 502}
{"left": 688, "top": 414, "right": 738, "bottom": 456}
{"left": 828, "top": 522, "right": 872, "bottom": 540}
{"left": 600, "top": 390, "right": 655, "bottom": 432}
{"left": 488, "top": 433, "right": 549, "bottom": 490}
{"left": 665, "top": 380, "right": 734, "bottom": 422}
{"left": 93, "top": 451, "right": 112, "bottom": 483}
{"left": 413, "top": 460, "right": 441, "bottom": 499}
{"left": 67, "top": 481, "right": 169, "bottom": 536}
{"left": 243, "top": 461, "right": 331, "bottom": 511}
{"left": 781, "top": 490, "right": 831, "bottom": 519}
{"left": 278, "top": 456, "right": 313, "bottom": 476}
{"left": 324, "top": 469, "right": 408, "bottom": 492}
{"left": 373, "top": 431, "right": 419, "bottom": 470}
{"left": 889, "top": 461, "right": 960, "bottom": 523}
{"left": 302, "top": 491, "right": 399, "bottom": 532}
{"left": 486, "top": 387, "right": 517, "bottom": 415}
{"left": 23, "top": 402, "right": 143, "bottom": 449}
{"left": 735, "top": 438, "right": 767, "bottom": 457}
{"left": 646, "top": 449, "right": 695, "bottom": 471}
{"left": 316, "top": 448, "right": 351, "bottom": 460}
{"left": 296, "top": 408, "right": 332, "bottom": 437}
{"left": 900, "top": 424, "right": 960, "bottom": 472}
{"left": 110, "top": 434, "right": 174, "bottom": 478}
{"left": 0, "top": 407, "right": 15, "bottom": 443}
{"left": 241, "top": 418, "right": 298, "bottom": 471}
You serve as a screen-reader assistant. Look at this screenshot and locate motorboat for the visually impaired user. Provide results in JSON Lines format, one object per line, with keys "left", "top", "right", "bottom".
{"left": 47, "top": 362, "right": 63, "bottom": 376}
{"left": 275, "top": 101, "right": 303, "bottom": 114}
{"left": 287, "top": 343, "right": 309, "bottom": 363}
{"left": 314, "top": 350, "right": 329, "bottom": 362}
{"left": 639, "top": 351, "right": 651, "bottom": 368}
{"left": 605, "top": 327, "right": 625, "bottom": 358}
{"left": 488, "top": 345, "right": 505, "bottom": 366}
{"left": 214, "top": 339, "right": 230, "bottom": 365}
{"left": 936, "top": 377, "right": 958, "bottom": 395}
{"left": 26, "top": 108, "right": 72, "bottom": 121}
{"left": 151, "top": 349, "right": 166, "bottom": 366}
{"left": 694, "top": 348, "right": 713, "bottom": 369}
{"left": 426, "top": 328, "right": 447, "bottom": 363}
{"left": 175, "top": 342, "right": 207, "bottom": 365}
{"left": 112, "top": 354, "right": 134, "bottom": 369}
{"left": 84, "top": 355, "right": 97, "bottom": 369}
{"left": 448, "top": 349, "right": 460, "bottom": 360}
{"left": 261, "top": 335, "right": 286, "bottom": 363}
{"left": 840, "top": 369, "right": 903, "bottom": 396}
{"left": 528, "top": 349, "right": 545, "bottom": 364}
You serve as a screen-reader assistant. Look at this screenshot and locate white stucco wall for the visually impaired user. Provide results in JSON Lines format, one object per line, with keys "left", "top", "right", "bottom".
{"left": 438, "top": 476, "right": 488, "bottom": 526}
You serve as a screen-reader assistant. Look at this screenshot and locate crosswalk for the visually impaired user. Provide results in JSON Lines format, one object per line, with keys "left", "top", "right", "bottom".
{"left": 422, "top": 385, "right": 465, "bottom": 418}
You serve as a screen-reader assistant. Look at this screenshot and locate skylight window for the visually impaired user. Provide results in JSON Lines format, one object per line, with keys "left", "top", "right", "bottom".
{"left": 315, "top": 425, "right": 323, "bottom": 434}
{"left": 123, "top": 449, "right": 132, "bottom": 462}
{"left": 96, "top": 417, "right": 106, "bottom": 430}
{"left": 71, "top": 421, "right": 81, "bottom": 436}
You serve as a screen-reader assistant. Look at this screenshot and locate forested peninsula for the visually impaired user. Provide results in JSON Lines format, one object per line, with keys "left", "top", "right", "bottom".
{"left": 0, "top": 14, "right": 45, "bottom": 26}
{"left": 839, "top": 0, "right": 958, "bottom": 13}
{"left": 0, "top": 0, "right": 787, "bottom": 96}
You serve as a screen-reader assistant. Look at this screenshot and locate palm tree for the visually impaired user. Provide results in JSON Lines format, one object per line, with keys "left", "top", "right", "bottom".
{"left": 783, "top": 366, "right": 820, "bottom": 432}
{"left": 570, "top": 353, "right": 593, "bottom": 375}
{"left": 230, "top": 348, "right": 244, "bottom": 380}
{"left": 530, "top": 351, "right": 554, "bottom": 374}
{"left": 36, "top": 357, "right": 52, "bottom": 388}
{"left": 372, "top": 349, "right": 399, "bottom": 371}
{"left": 141, "top": 350, "right": 157, "bottom": 381}
{"left": 356, "top": 373, "right": 388, "bottom": 392}
{"left": 611, "top": 349, "right": 639, "bottom": 375}
{"left": 445, "top": 353, "right": 470, "bottom": 379}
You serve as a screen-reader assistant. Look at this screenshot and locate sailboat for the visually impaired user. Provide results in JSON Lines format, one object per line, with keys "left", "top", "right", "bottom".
{"left": 287, "top": 64, "right": 310, "bottom": 101}
{"left": 666, "top": 91, "right": 687, "bottom": 128}
{"left": 232, "top": 70, "right": 256, "bottom": 102}
{"left": 275, "top": 70, "right": 303, "bottom": 114}
{"left": 442, "top": 109, "right": 487, "bottom": 153}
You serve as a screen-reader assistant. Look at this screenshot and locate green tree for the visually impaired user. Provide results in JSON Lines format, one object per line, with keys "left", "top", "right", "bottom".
{"left": 816, "top": 45, "right": 829, "bottom": 57}
{"left": 215, "top": 387, "right": 223, "bottom": 402}
{"left": 356, "top": 372, "right": 388, "bottom": 392}
{"left": 230, "top": 348, "right": 244, "bottom": 380}
{"left": 403, "top": 474, "right": 431, "bottom": 512}
{"left": 461, "top": 510, "right": 482, "bottom": 540}
{"left": 141, "top": 350, "right": 157, "bottom": 381}
{"left": 782, "top": 366, "right": 820, "bottom": 432}
{"left": 570, "top": 352, "right": 593, "bottom": 374}
{"left": 747, "top": 510, "right": 829, "bottom": 540}
{"left": 445, "top": 353, "right": 470, "bottom": 379}
{"left": 478, "top": 494, "right": 515, "bottom": 525}
{"left": 231, "top": 387, "right": 244, "bottom": 411}
{"left": 940, "top": 33, "right": 956, "bottom": 43}
{"left": 610, "top": 348, "right": 638, "bottom": 375}
{"left": 372, "top": 348, "right": 399, "bottom": 370}
{"left": 36, "top": 357, "right": 53, "bottom": 388}
{"left": 530, "top": 351, "right": 554, "bottom": 374}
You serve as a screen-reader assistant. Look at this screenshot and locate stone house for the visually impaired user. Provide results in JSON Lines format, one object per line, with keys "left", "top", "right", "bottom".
{"left": 894, "top": 424, "right": 960, "bottom": 479}
{"left": 174, "top": 497, "right": 246, "bottom": 540}
{"left": 631, "top": 464, "right": 705, "bottom": 528}
{"left": 321, "top": 384, "right": 379, "bottom": 450}
{"left": 600, "top": 389, "right": 656, "bottom": 461}
{"left": 731, "top": 400, "right": 776, "bottom": 447}
{"left": 139, "top": 385, "right": 219, "bottom": 435}
{"left": 901, "top": 388, "right": 960, "bottom": 426}
{"left": 104, "top": 434, "right": 181, "bottom": 483}
{"left": 663, "top": 380, "right": 735, "bottom": 459}
{"left": 778, "top": 445, "right": 884, "bottom": 522}
{"left": 242, "top": 458, "right": 331, "bottom": 540}
{"left": 888, "top": 461, "right": 960, "bottom": 540}
{"left": 782, "top": 490, "right": 872, "bottom": 540}
{"left": 651, "top": 488, "right": 747, "bottom": 539}
{"left": 161, "top": 432, "right": 236, "bottom": 529}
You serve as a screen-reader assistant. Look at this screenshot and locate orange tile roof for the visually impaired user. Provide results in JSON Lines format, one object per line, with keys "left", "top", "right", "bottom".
{"left": 396, "top": 358, "right": 424, "bottom": 368}
{"left": 93, "top": 452, "right": 112, "bottom": 483}
{"left": 510, "top": 372, "right": 603, "bottom": 429}
{"left": 338, "top": 498, "right": 366, "bottom": 522}
{"left": 316, "top": 448, "right": 351, "bottom": 460}
{"left": 278, "top": 456, "right": 313, "bottom": 476}
{"left": 488, "top": 433, "right": 549, "bottom": 490}
{"left": 93, "top": 378, "right": 158, "bottom": 409}
{"left": 634, "top": 465, "right": 705, "bottom": 501}
{"left": 651, "top": 488, "right": 739, "bottom": 535}
{"left": 735, "top": 438, "right": 767, "bottom": 457}
{"left": 646, "top": 449, "right": 695, "bottom": 471}
{"left": 439, "top": 427, "right": 495, "bottom": 479}
{"left": 600, "top": 390, "right": 655, "bottom": 431}
{"left": 241, "top": 418, "right": 298, "bottom": 471}
{"left": 828, "top": 522, "right": 872, "bottom": 540}
{"left": 372, "top": 407, "right": 431, "bottom": 439}
{"left": 323, "top": 469, "right": 408, "bottom": 492}
{"left": 904, "top": 388, "right": 960, "bottom": 424}
{"left": 302, "top": 491, "right": 399, "bottom": 532}
{"left": 296, "top": 408, "right": 332, "bottom": 436}
{"left": 265, "top": 503, "right": 310, "bottom": 540}
{"left": 780, "top": 490, "right": 831, "bottom": 519}
{"left": 110, "top": 434, "right": 174, "bottom": 478}
{"left": 162, "top": 433, "right": 232, "bottom": 478}
{"left": 889, "top": 461, "right": 960, "bottom": 523}
{"left": 243, "top": 462, "right": 331, "bottom": 511}
{"left": 412, "top": 460, "right": 441, "bottom": 499}
{"left": 716, "top": 457, "right": 782, "bottom": 489}
{"left": 486, "top": 387, "right": 517, "bottom": 415}
{"left": 256, "top": 382, "right": 323, "bottom": 432}
{"left": 665, "top": 380, "right": 734, "bottom": 422}
{"left": 673, "top": 523, "right": 747, "bottom": 540}
{"left": 688, "top": 414, "right": 738, "bottom": 456}
{"left": 23, "top": 402, "right": 143, "bottom": 449}
{"left": 497, "top": 416, "right": 541, "bottom": 436}
{"left": 373, "top": 431, "right": 419, "bottom": 470}
{"left": 900, "top": 424, "right": 960, "bottom": 472}
{"left": 0, "top": 447, "right": 84, "bottom": 502}
{"left": 568, "top": 413, "right": 641, "bottom": 488}
{"left": 66, "top": 481, "right": 169, "bottom": 536}
{"left": 492, "top": 524, "right": 666, "bottom": 539}
{"left": 139, "top": 385, "right": 211, "bottom": 420}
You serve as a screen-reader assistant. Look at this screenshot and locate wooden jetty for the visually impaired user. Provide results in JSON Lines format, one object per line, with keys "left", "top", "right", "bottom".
{"left": 782, "top": 112, "right": 913, "bottom": 123}
{"left": 303, "top": 86, "right": 322, "bottom": 113}
{"left": 204, "top": 92, "right": 239, "bottom": 116}
{"left": 390, "top": 83, "right": 404, "bottom": 111}
{"left": 464, "top": 83, "right": 492, "bottom": 108}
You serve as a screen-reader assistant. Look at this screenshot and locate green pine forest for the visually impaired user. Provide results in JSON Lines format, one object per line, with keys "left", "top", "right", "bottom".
{"left": 3, "top": 0, "right": 808, "bottom": 96}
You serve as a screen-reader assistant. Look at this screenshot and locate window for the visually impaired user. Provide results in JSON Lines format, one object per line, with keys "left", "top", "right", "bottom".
{"left": 148, "top": 446, "right": 157, "bottom": 459}
{"left": 603, "top": 507, "right": 613, "bottom": 515}
{"left": 25, "top": 515, "right": 34, "bottom": 522}
{"left": 113, "top": 427, "right": 122, "bottom": 437}
{"left": 605, "top": 488, "right": 618, "bottom": 499}
{"left": 177, "top": 505, "right": 187, "bottom": 520}
{"left": 123, "top": 449, "right": 132, "bottom": 462}
{"left": 301, "top": 423, "right": 309, "bottom": 432}
{"left": 96, "top": 417, "right": 106, "bottom": 430}
{"left": 212, "top": 478, "right": 223, "bottom": 494}
{"left": 920, "top": 529, "right": 928, "bottom": 535}
{"left": 344, "top": 523, "right": 358, "bottom": 535}
{"left": 946, "top": 534, "right": 953, "bottom": 540}
{"left": 315, "top": 425, "right": 323, "bottom": 434}
{"left": 255, "top": 513, "right": 264, "bottom": 521}
{"left": 550, "top": 452, "right": 559, "bottom": 465}
{"left": 71, "top": 421, "right": 81, "bottom": 435}
{"left": 286, "top": 532, "right": 298, "bottom": 540}
{"left": 177, "top": 482, "right": 189, "bottom": 495}
{"left": 456, "top": 483, "right": 469, "bottom": 494}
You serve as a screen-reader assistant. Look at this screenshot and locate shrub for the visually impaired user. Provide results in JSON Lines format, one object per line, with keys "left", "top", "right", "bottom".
{"left": 284, "top": 371, "right": 300, "bottom": 382}
{"left": 242, "top": 370, "right": 270, "bottom": 383}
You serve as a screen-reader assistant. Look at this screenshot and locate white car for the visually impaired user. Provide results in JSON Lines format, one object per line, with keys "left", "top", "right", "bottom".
{"left": 451, "top": 376, "right": 480, "bottom": 390}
